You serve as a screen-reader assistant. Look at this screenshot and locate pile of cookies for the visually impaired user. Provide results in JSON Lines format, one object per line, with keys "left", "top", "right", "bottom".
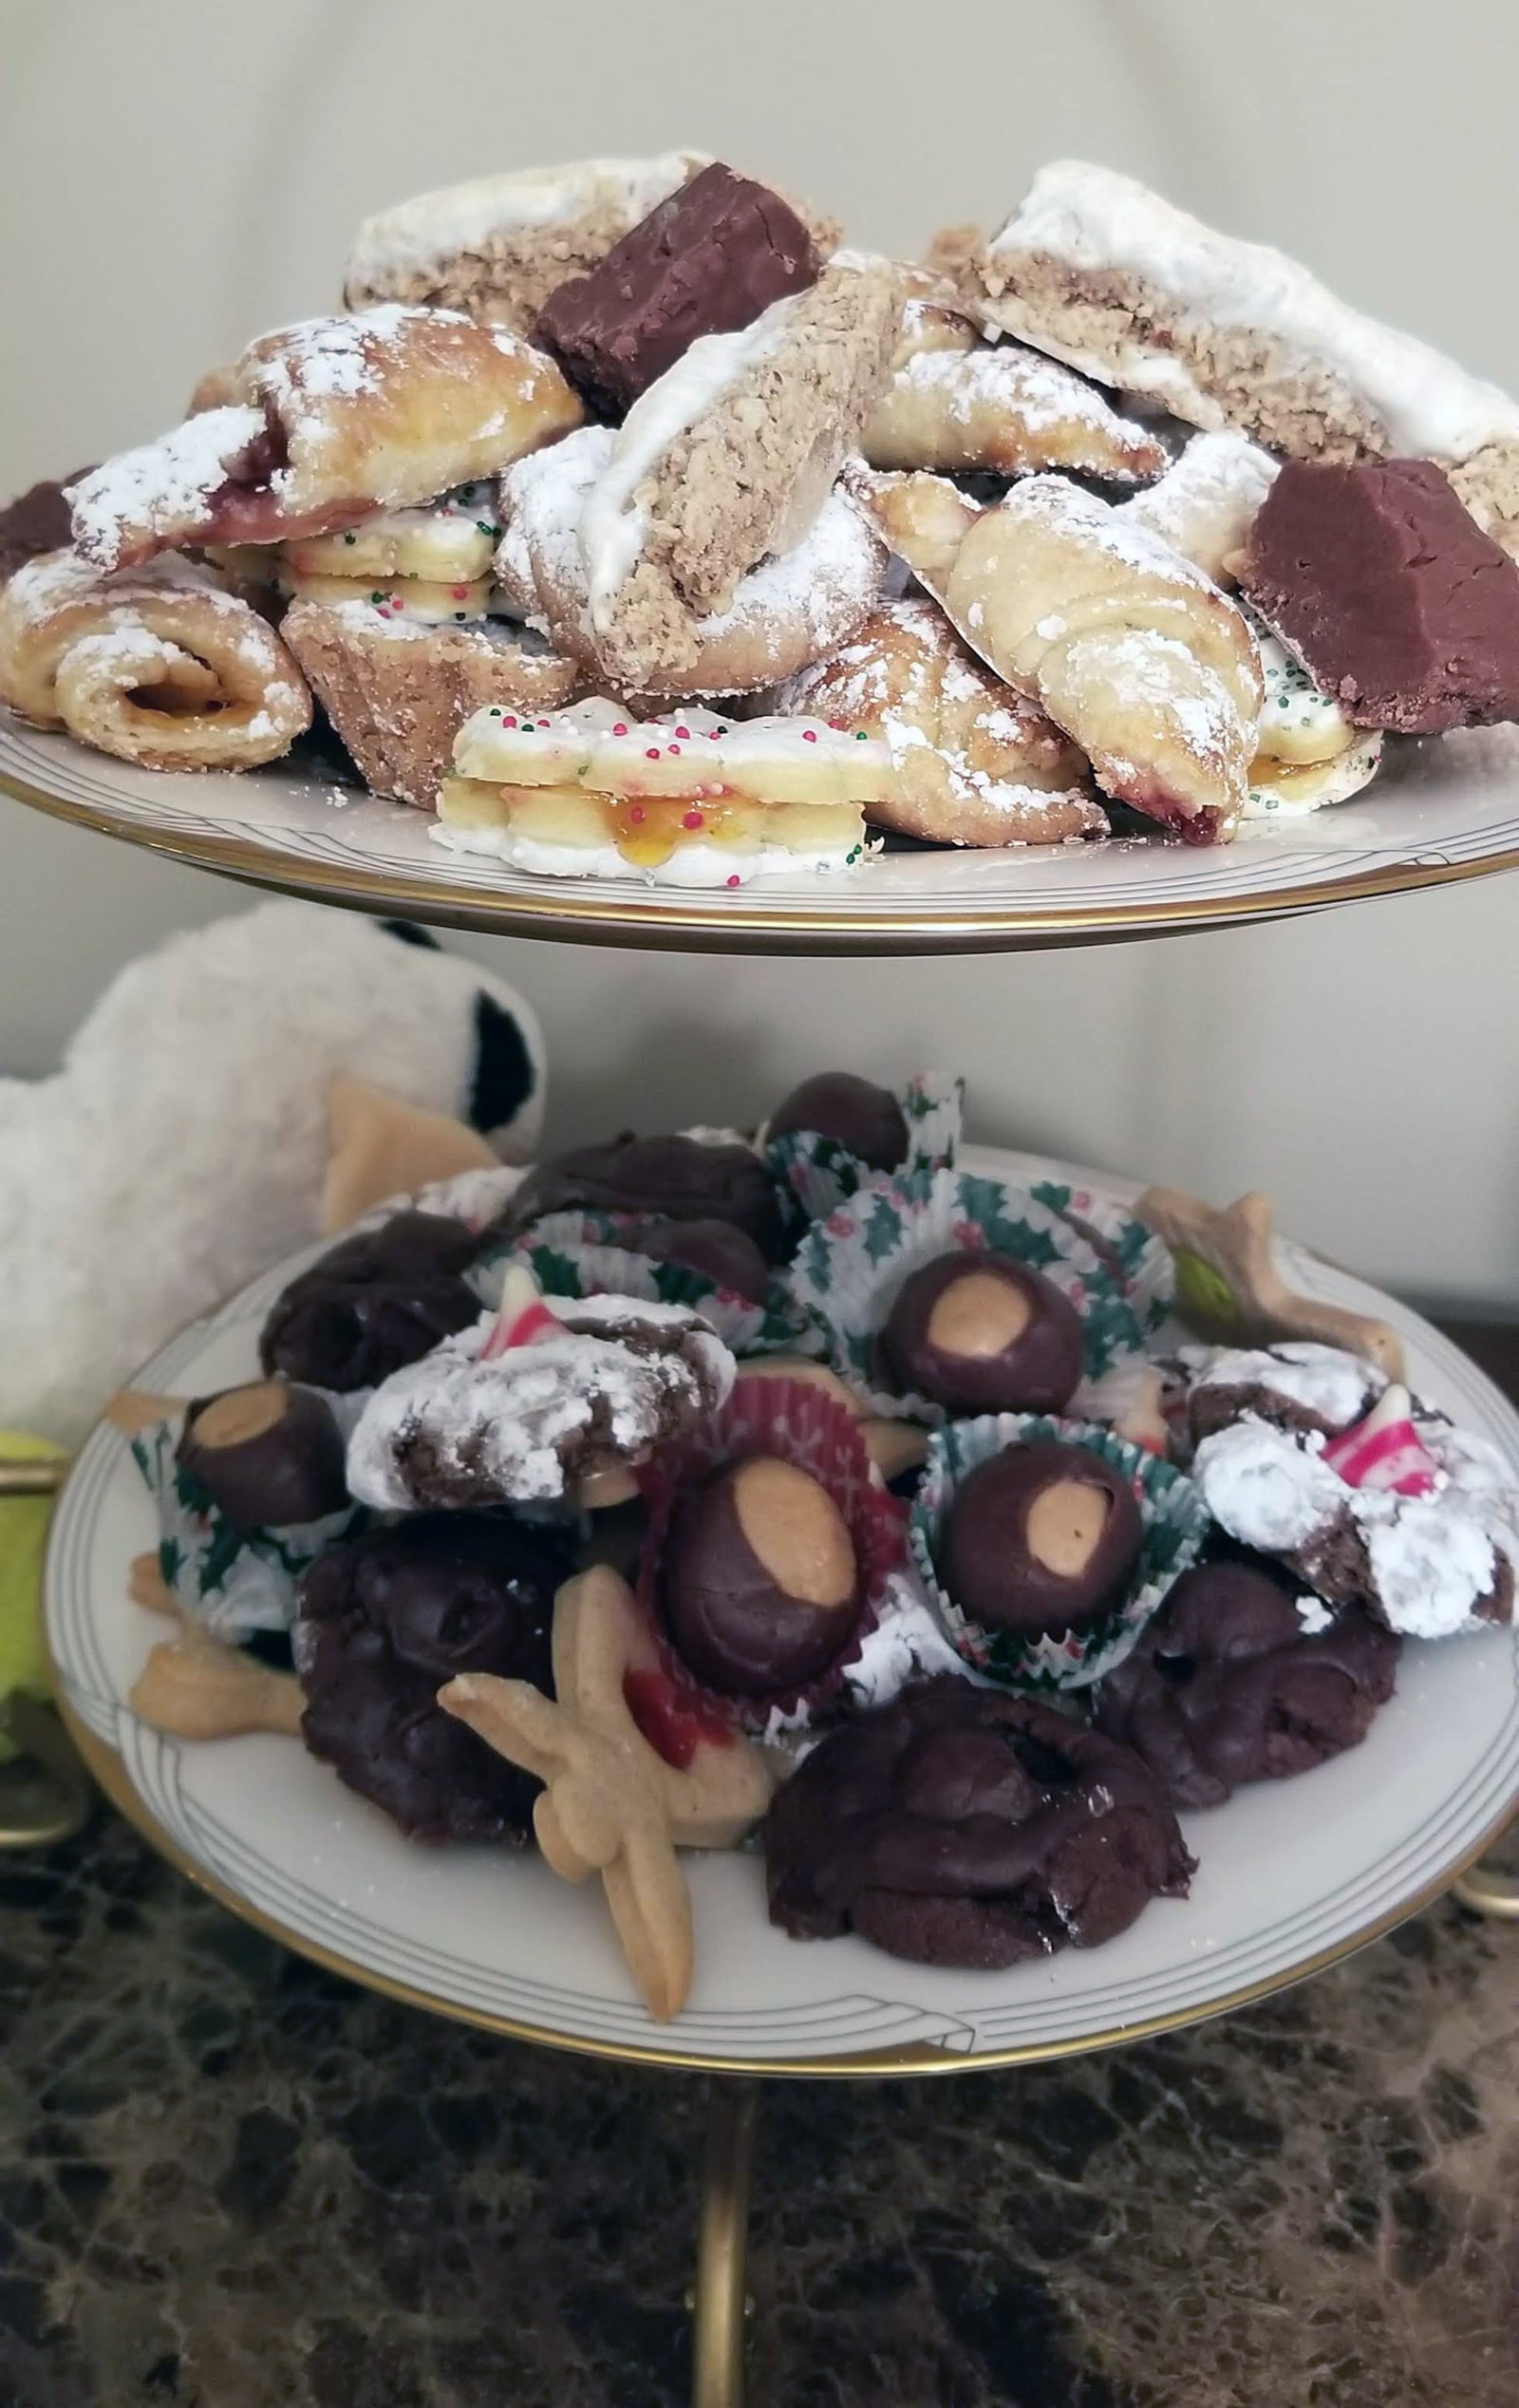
{"left": 116, "top": 1067, "right": 1519, "bottom": 2018}
{"left": 8, "top": 156, "right": 1519, "bottom": 878}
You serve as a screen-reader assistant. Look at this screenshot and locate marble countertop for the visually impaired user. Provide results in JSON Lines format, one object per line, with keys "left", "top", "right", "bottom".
{"left": 4, "top": 1316, "right": 1517, "bottom": 2408}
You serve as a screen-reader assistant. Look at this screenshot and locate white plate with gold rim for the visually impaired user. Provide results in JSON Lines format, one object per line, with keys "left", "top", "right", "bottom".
{"left": 8, "top": 713, "right": 1519, "bottom": 953}
{"left": 44, "top": 1145, "right": 1519, "bottom": 2076}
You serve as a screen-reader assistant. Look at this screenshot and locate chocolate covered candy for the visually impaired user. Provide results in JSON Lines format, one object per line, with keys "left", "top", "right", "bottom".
{"left": 764, "top": 1678, "right": 1193, "bottom": 1966}
{"left": 767, "top": 1071, "right": 910, "bottom": 1172}
{"left": 508, "top": 1132, "right": 787, "bottom": 1261}
{"left": 259, "top": 1210, "right": 481, "bottom": 1392}
{"left": 626, "top": 1215, "right": 772, "bottom": 1304}
{"left": 941, "top": 1438, "right": 1142, "bottom": 1639}
{"left": 661, "top": 1457, "right": 860, "bottom": 1696}
{"left": 178, "top": 1381, "right": 348, "bottom": 1536}
{"left": 878, "top": 1251, "right": 1084, "bottom": 1415}
{"left": 295, "top": 1512, "right": 569, "bottom": 1842}
{"left": 1097, "top": 1549, "right": 1400, "bottom": 1808}
{"left": 1242, "top": 459, "right": 1519, "bottom": 733}
{"left": 535, "top": 161, "right": 819, "bottom": 418}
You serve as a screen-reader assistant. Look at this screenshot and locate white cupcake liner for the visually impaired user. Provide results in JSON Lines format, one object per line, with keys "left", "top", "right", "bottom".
{"left": 910, "top": 1411, "right": 1209, "bottom": 1691}
{"left": 788, "top": 1165, "right": 1153, "bottom": 1426}
{"left": 1023, "top": 1175, "right": 1174, "bottom": 1335}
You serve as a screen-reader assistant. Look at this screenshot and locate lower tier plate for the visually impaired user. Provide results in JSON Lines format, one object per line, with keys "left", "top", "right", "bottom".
{"left": 44, "top": 1146, "right": 1519, "bottom": 2075}
{"left": 8, "top": 714, "right": 1519, "bottom": 951}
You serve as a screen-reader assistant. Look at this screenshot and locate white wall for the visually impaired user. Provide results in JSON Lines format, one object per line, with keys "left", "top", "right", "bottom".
{"left": 4, "top": 0, "right": 1517, "bottom": 1304}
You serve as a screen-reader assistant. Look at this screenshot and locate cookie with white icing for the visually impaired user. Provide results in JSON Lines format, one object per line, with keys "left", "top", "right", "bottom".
{"left": 343, "top": 155, "right": 715, "bottom": 330}
{"left": 497, "top": 425, "right": 889, "bottom": 697}
{"left": 972, "top": 162, "right": 1519, "bottom": 552}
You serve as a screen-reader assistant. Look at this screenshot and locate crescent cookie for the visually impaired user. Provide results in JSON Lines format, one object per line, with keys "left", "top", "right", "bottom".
{"left": 344, "top": 155, "right": 715, "bottom": 329}
{"left": 972, "top": 161, "right": 1519, "bottom": 553}
{"left": 774, "top": 596, "right": 1104, "bottom": 846}
{"left": 0, "top": 549, "right": 310, "bottom": 771}
{"left": 282, "top": 596, "right": 578, "bottom": 806}
{"left": 1118, "top": 433, "right": 1279, "bottom": 586}
{"left": 572, "top": 260, "right": 899, "bottom": 687}
{"left": 498, "top": 426, "right": 888, "bottom": 697}
{"left": 69, "top": 307, "right": 583, "bottom": 573}
{"left": 864, "top": 342, "right": 1168, "bottom": 483}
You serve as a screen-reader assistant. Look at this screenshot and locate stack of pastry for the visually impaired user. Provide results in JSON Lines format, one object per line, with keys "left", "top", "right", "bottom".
{"left": 8, "top": 148, "right": 1519, "bottom": 863}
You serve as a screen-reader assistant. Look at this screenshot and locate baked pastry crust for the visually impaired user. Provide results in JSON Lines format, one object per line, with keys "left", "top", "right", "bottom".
{"left": 864, "top": 342, "right": 1168, "bottom": 482}
{"left": 283, "top": 596, "right": 577, "bottom": 805}
{"left": 774, "top": 595, "right": 1103, "bottom": 845}
{"left": 0, "top": 549, "right": 310, "bottom": 771}
{"left": 69, "top": 308, "right": 583, "bottom": 573}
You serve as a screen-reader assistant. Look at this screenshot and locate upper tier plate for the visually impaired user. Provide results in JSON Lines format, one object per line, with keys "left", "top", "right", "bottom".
{"left": 44, "top": 1145, "right": 1519, "bottom": 2076}
{"left": 8, "top": 712, "right": 1519, "bottom": 951}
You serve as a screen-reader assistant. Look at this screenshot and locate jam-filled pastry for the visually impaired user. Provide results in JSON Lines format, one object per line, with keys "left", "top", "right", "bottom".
{"left": 1118, "top": 432, "right": 1279, "bottom": 585}
{"left": 498, "top": 427, "right": 888, "bottom": 697}
{"left": 0, "top": 550, "right": 311, "bottom": 770}
{"left": 971, "top": 162, "right": 1519, "bottom": 553}
{"left": 864, "top": 340, "right": 1168, "bottom": 482}
{"left": 282, "top": 598, "right": 579, "bottom": 806}
{"left": 572, "top": 260, "right": 899, "bottom": 687}
{"left": 774, "top": 596, "right": 1104, "bottom": 845}
{"left": 439, "top": 696, "right": 891, "bottom": 883}
{"left": 343, "top": 154, "right": 716, "bottom": 329}
{"left": 857, "top": 468, "right": 1264, "bottom": 842}
{"left": 68, "top": 307, "right": 583, "bottom": 574}
{"left": 346, "top": 1270, "right": 735, "bottom": 1511}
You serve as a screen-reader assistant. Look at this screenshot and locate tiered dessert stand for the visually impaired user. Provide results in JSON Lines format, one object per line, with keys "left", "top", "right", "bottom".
{"left": 7, "top": 722, "right": 1519, "bottom": 2408}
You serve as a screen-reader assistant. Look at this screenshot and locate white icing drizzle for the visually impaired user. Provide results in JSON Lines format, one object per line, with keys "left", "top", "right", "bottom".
{"left": 347, "top": 154, "right": 709, "bottom": 284}
{"left": 989, "top": 162, "right": 1519, "bottom": 463}
{"left": 580, "top": 290, "right": 811, "bottom": 624}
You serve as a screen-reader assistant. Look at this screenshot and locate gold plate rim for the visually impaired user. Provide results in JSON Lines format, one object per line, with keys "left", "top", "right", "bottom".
{"left": 8, "top": 753, "right": 1519, "bottom": 955}
{"left": 51, "top": 1684, "right": 1516, "bottom": 2081}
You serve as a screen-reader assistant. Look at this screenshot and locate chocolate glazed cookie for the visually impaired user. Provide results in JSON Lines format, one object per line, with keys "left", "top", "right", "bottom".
{"left": 260, "top": 1210, "right": 483, "bottom": 1392}
{"left": 765, "top": 1678, "right": 1193, "bottom": 1967}
{"left": 295, "top": 1513, "right": 570, "bottom": 1842}
{"left": 1097, "top": 1550, "right": 1401, "bottom": 1810}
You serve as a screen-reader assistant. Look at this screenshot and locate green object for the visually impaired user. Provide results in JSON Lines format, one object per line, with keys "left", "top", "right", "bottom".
{"left": 1174, "top": 1246, "right": 1241, "bottom": 1333}
{"left": 0, "top": 1432, "right": 66, "bottom": 1759}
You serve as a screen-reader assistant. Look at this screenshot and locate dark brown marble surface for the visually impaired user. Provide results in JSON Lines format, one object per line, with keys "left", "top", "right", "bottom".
{"left": 0, "top": 1807, "right": 1513, "bottom": 2408}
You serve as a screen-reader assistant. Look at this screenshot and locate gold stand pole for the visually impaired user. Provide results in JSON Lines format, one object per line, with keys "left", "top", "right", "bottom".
{"left": 1453, "top": 1826, "right": 1519, "bottom": 1920}
{"left": 691, "top": 2078, "right": 759, "bottom": 2408}
{"left": 0, "top": 1453, "right": 92, "bottom": 1847}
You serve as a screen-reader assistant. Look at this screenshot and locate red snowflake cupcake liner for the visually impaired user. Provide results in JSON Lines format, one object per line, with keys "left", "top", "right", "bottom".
{"left": 634, "top": 1376, "right": 906, "bottom": 1733}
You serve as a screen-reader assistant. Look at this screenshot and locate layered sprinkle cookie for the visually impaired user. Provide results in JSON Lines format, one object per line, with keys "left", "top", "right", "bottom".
{"left": 345, "top": 1268, "right": 736, "bottom": 1510}
{"left": 774, "top": 594, "right": 1104, "bottom": 845}
{"left": 764, "top": 1679, "right": 1194, "bottom": 1966}
{"left": 214, "top": 480, "right": 508, "bottom": 612}
{"left": 570, "top": 260, "right": 900, "bottom": 686}
{"left": 282, "top": 601, "right": 579, "bottom": 807}
{"left": 1240, "top": 608, "right": 1383, "bottom": 818}
{"left": 497, "top": 425, "right": 888, "bottom": 697}
{"left": 1192, "top": 1370, "right": 1519, "bottom": 1638}
{"left": 970, "top": 160, "right": 1519, "bottom": 551}
{"left": 439, "top": 696, "right": 892, "bottom": 883}
{"left": 343, "top": 154, "right": 714, "bottom": 329}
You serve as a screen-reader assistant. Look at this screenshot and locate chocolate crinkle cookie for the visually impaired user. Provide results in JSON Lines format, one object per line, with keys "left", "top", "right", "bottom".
{"left": 504, "top": 1131, "right": 788, "bottom": 1261}
{"left": 294, "top": 1511, "right": 569, "bottom": 1842}
{"left": 259, "top": 1210, "right": 483, "bottom": 1391}
{"left": 764, "top": 1677, "right": 1193, "bottom": 1966}
{"left": 1097, "top": 1548, "right": 1400, "bottom": 1811}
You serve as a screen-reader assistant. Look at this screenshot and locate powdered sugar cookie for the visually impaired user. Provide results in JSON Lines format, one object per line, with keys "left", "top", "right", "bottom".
{"left": 864, "top": 342, "right": 1167, "bottom": 483}
{"left": 498, "top": 426, "right": 889, "bottom": 697}
{"left": 774, "top": 596, "right": 1103, "bottom": 845}
{"left": 1118, "top": 432, "right": 1278, "bottom": 585}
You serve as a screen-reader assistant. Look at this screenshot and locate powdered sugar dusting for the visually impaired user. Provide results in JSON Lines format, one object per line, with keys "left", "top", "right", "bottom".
{"left": 67, "top": 407, "right": 268, "bottom": 572}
